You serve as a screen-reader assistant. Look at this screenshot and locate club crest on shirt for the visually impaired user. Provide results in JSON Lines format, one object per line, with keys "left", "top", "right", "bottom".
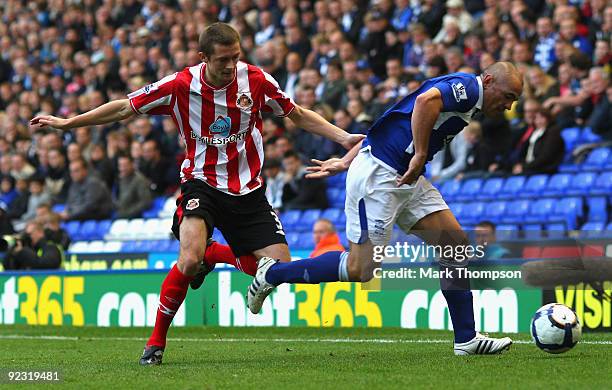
{"left": 209, "top": 116, "right": 231, "bottom": 137}
{"left": 236, "top": 92, "right": 253, "bottom": 111}
{"left": 452, "top": 82, "right": 467, "bottom": 103}
{"left": 185, "top": 198, "right": 199, "bottom": 211}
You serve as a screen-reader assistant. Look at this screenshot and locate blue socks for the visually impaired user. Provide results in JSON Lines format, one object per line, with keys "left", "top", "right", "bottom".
{"left": 265, "top": 251, "right": 349, "bottom": 285}
{"left": 440, "top": 265, "right": 477, "bottom": 343}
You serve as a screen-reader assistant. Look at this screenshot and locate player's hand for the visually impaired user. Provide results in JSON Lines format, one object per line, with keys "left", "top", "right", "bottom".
{"left": 305, "top": 158, "right": 348, "bottom": 179}
{"left": 340, "top": 133, "right": 366, "bottom": 150}
{"left": 30, "top": 115, "right": 70, "bottom": 130}
{"left": 396, "top": 154, "right": 426, "bottom": 186}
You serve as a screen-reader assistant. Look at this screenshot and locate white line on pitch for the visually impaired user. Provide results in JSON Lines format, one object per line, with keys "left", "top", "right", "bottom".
{"left": 0, "top": 334, "right": 611, "bottom": 345}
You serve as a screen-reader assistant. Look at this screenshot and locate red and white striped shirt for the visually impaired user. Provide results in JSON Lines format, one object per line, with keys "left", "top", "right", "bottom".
{"left": 128, "top": 61, "right": 295, "bottom": 195}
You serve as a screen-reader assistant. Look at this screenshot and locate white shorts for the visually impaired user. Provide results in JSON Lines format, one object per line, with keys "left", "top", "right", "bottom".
{"left": 345, "top": 148, "right": 449, "bottom": 246}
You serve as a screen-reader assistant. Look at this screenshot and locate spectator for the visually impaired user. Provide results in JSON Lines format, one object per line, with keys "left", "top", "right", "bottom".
{"left": 10, "top": 153, "right": 36, "bottom": 180}
{"left": 140, "top": 139, "right": 177, "bottom": 195}
{"left": 311, "top": 218, "right": 345, "bottom": 257}
{"left": 14, "top": 176, "right": 50, "bottom": 231}
{"left": 45, "top": 148, "right": 70, "bottom": 203}
{"left": 282, "top": 151, "right": 328, "bottom": 210}
{"left": 0, "top": 176, "right": 18, "bottom": 207}
{"left": 587, "top": 85, "right": 612, "bottom": 140}
{"left": 321, "top": 60, "right": 346, "bottom": 110}
{"left": 512, "top": 108, "right": 564, "bottom": 175}
{"left": 474, "top": 221, "right": 511, "bottom": 260}
{"left": 62, "top": 158, "right": 113, "bottom": 221}
{"left": 524, "top": 65, "right": 559, "bottom": 104}
{"left": 0, "top": 202, "right": 15, "bottom": 236}
{"left": 90, "top": 142, "right": 115, "bottom": 189}
{"left": 2, "top": 220, "right": 63, "bottom": 270}
{"left": 431, "top": 121, "right": 483, "bottom": 182}
{"left": 263, "top": 158, "right": 285, "bottom": 212}
{"left": 533, "top": 16, "right": 557, "bottom": 73}
{"left": 42, "top": 212, "right": 71, "bottom": 250}
{"left": 114, "top": 154, "right": 153, "bottom": 219}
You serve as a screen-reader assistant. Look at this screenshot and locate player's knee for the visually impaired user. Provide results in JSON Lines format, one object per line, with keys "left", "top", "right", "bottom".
{"left": 347, "top": 253, "right": 375, "bottom": 282}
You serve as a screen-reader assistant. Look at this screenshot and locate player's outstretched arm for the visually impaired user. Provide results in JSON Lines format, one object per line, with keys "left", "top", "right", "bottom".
{"left": 30, "top": 99, "right": 136, "bottom": 130}
{"left": 396, "top": 88, "right": 443, "bottom": 186}
{"left": 305, "top": 139, "right": 363, "bottom": 179}
{"left": 287, "top": 104, "right": 365, "bottom": 150}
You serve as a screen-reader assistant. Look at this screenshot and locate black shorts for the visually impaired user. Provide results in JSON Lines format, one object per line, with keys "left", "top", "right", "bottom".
{"left": 172, "top": 180, "right": 287, "bottom": 256}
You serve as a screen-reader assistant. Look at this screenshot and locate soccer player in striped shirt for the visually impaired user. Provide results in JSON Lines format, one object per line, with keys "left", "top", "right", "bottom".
{"left": 31, "top": 22, "right": 364, "bottom": 365}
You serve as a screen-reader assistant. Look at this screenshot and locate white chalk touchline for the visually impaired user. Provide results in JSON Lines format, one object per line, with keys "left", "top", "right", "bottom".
{"left": 0, "top": 334, "right": 611, "bottom": 345}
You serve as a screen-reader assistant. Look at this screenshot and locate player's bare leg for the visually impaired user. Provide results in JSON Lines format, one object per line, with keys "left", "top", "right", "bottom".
{"left": 140, "top": 216, "right": 206, "bottom": 365}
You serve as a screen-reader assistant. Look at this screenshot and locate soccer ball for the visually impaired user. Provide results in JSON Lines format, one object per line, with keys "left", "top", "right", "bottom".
{"left": 530, "top": 303, "right": 582, "bottom": 354}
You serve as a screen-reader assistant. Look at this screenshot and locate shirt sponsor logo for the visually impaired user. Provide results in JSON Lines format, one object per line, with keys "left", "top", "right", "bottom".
{"left": 452, "top": 82, "right": 467, "bottom": 102}
{"left": 209, "top": 116, "right": 232, "bottom": 137}
{"left": 190, "top": 130, "right": 249, "bottom": 145}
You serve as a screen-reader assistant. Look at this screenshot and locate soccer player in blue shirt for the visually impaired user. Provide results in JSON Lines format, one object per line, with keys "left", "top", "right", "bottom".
{"left": 248, "top": 61, "right": 523, "bottom": 355}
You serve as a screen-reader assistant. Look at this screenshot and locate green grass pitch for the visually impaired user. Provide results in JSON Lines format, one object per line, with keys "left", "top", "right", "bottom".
{"left": 1, "top": 325, "right": 611, "bottom": 389}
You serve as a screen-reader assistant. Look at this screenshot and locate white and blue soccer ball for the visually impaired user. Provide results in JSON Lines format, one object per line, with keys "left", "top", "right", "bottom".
{"left": 531, "top": 303, "right": 582, "bottom": 354}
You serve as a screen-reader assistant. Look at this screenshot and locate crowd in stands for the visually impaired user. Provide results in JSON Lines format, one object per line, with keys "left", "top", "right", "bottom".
{"left": 0, "top": 0, "right": 610, "bottom": 242}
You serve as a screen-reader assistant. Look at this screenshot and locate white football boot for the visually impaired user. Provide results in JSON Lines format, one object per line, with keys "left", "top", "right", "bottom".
{"left": 454, "top": 332, "right": 513, "bottom": 355}
{"left": 247, "top": 257, "right": 278, "bottom": 314}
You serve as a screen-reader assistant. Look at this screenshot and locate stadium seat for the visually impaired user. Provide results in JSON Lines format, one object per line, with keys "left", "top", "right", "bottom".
{"left": 327, "top": 171, "right": 347, "bottom": 188}
{"left": 327, "top": 188, "right": 345, "bottom": 208}
{"left": 95, "top": 220, "right": 112, "bottom": 240}
{"left": 477, "top": 178, "right": 504, "bottom": 200}
{"left": 52, "top": 204, "right": 66, "bottom": 213}
{"left": 495, "top": 224, "right": 519, "bottom": 241}
{"left": 150, "top": 218, "right": 173, "bottom": 240}
{"left": 561, "top": 127, "right": 580, "bottom": 151}
{"left": 461, "top": 202, "right": 485, "bottom": 225}
{"left": 168, "top": 240, "right": 180, "bottom": 252}
{"left": 285, "top": 232, "right": 300, "bottom": 248}
{"left": 550, "top": 197, "right": 584, "bottom": 229}
{"left": 580, "top": 222, "right": 605, "bottom": 239}
{"left": 542, "top": 173, "right": 571, "bottom": 196}
{"left": 142, "top": 196, "right": 167, "bottom": 219}
{"left": 87, "top": 240, "right": 106, "bottom": 253}
{"left": 105, "top": 219, "right": 129, "bottom": 240}
{"left": 64, "top": 221, "right": 81, "bottom": 240}
{"left": 582, "top": 147, "right": 611, "bottom": 171}
{"left": 122, "top": 218, "right": 145, "bottom": 240}
{"left": 320, "top": 208, "right": 343, "bottom": 225}
{"left": 526, "top": 198, "right": 556, "bottom": 223}
{"left": 280, "top": 210, "right": 301, "bottom": 231}
{"left": 159, "top": 197, "right": 177, "bottom": 218}
{"left": 297, "top": 209, "right": 322, "bottom": 232}
{"left": 498, "top": 176, "right": 526, "bottom": 200}
{"left": 521, "top": 174, "right": 549, "bottom": 198}
{"left": 439, "top": 180, "right": 462, "bottom": 202}
{"left": 77, "top": 220, "right": 98, "bottom": 241}
{"left": 502, "top": 199, "right": 530, "bottom": 223}
{"left": 482, "top": 201, "right": 506, "bottom": 224}
{"left": 523, "top": 224, "right": 542, "bottom": 239}
{"left": 103, "top": 241, "right": 123, "bottom": 253}
{"left": 546, "top": 223, "right": 566, "bottom": 239}
{"left": 586, "top": 197, "right": 607, "bottom": 223}
{"left": 567, "top": 172, "right": 597, "bottom": 196}
{"left": 447, "top": 203, "right": 464, "bottom": 220}
{"left": 68, "top": 241, "right": 89, "bottom": 253}
{"left": 456, "top": 178, "right": 483, "bottom": 202}
{"left": 590, "top": 171, "right": 612, "bottom": 195}
{"left": 579, "top": 127, "right": 602, "bottom": 144}
{"left": 297, "top": 232, "right": 313, "bottom": 249}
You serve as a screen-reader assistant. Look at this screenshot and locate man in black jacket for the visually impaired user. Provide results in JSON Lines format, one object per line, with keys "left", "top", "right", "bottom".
{"left": 3, "top": 221, "right": 63, "bottom": 270}
{"left": 281, "top": 151, "right": 328, "bottom": 210}
{"left": 61, "top": 158, "right": 113, "bottom": 221}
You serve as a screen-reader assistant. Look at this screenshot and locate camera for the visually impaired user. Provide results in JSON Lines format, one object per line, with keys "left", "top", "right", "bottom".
{"left": 0, "top": 233, "right": 29, "bottom": 252}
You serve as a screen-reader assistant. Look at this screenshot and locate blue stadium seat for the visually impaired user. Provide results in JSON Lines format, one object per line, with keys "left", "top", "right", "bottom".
{"left": 280, "top": 210, "right": 301, "bottom": 231}
{"left": 52, "top": 203, "right": 66, "bottom": 213}
{"left": 327, "top": 171, "right": 347, "bottom": 188}
{"left": 456, "top": 179, "right": 483, "bottom": 202}
{"left": 143, "top": 196, "right": 167, "bottom": 218}
{"left": 498, "top": 176, "right": 526, "bottom": 200}
{"left": 550, "top": 197, "right": 584, "bottom": 229}
{"left": 447, "top": 203, "right": 464, "bottom": 220}
{"left": 285, "top": 232, "right": 300, "bottom": 248}
{"left": 461, "top": 202, "right": 485, "bottom": 225}
{"left": 320, "top": 208, "right": 343, "bottom": 225}
{"left": 95, "top": 220, "right": 112, "bottom": 240}
{"left": 327, "top": 188, "right": 345, "bottom": 208}
{"left": 546, "top": 223, "right": 566, "bottom": 239}
{"left": 582, "top": 148, "right": 611, "bottom": 171}
{"left": 606, "top": 151, "right": 612, "bottom": 170}
{"left": 64, "top": 221, "right": 81, "bottom": 240}
{"left": 542, "top": 173, "right": 571, "bottom": 196}
{"left": 297, "top": 209, "right": 322, "bottom": 232}
{"left": 339, "top": 233, "right": 349, "bottom": 248}
{"left": 586, "top": 197, "right": 607, "bottom": 223}
{"left": 168, "top": 240, "right": 180, "bottom": 252}
{"left": 561, "top": 127, "right": 581, "bottom": 151}
{"left": 502, "top": 199, "right": 530, "bottom": 223}
{"left": 297, "top": 232, "right": 313, "bottom": 249}
{"left": 121, "top": 241, "right": 139, "bottom": 253}
{"left": 579, "top": 127, "right": 602, "bottom": 144}
{"left": 495, "top": 224, "right": 519, "bottom": 240}
{"left": 482, "top": 201, "right": 507, "bottom": 224}
{"left": 439, "top": 180, "right": 462, "bottom": 202}
{"left": 590, "top": 171, "right": 612, "bottom": 195}
{"left": 155, "top": 240, "right": 172, "bottom": 252}
{"left": 521, "top": 174, "right": 549, "bottom": 198}
{"left": 79, "top": 220, "right": 98, "bottom": 241}
{"left": 567, "top": 172, "right": 597, "bottom": 196}
{"left": 523, "top": 224, "right": 542, "bottom": 239}
{"left": 580, "top": 222, "right": 605, "bottom": 239}
{"left": 526, "top": 198, "right": 556, "bottom": 223}
{"left": 478, "top": 178, "right": 504, "bottom": 200}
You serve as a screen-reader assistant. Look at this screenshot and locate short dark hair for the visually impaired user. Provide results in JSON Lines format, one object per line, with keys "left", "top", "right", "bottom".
{"left": 476, "top": 221, "right": 496, "bottom": 231}
{"left": 198, "top": 22, "right": 240, "bottom": 57}
{"left": 117, "top": 152, "right": 133, "bottom": 162}
{"left": 283, "top": 150, "right": 300, "bottom": 160}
